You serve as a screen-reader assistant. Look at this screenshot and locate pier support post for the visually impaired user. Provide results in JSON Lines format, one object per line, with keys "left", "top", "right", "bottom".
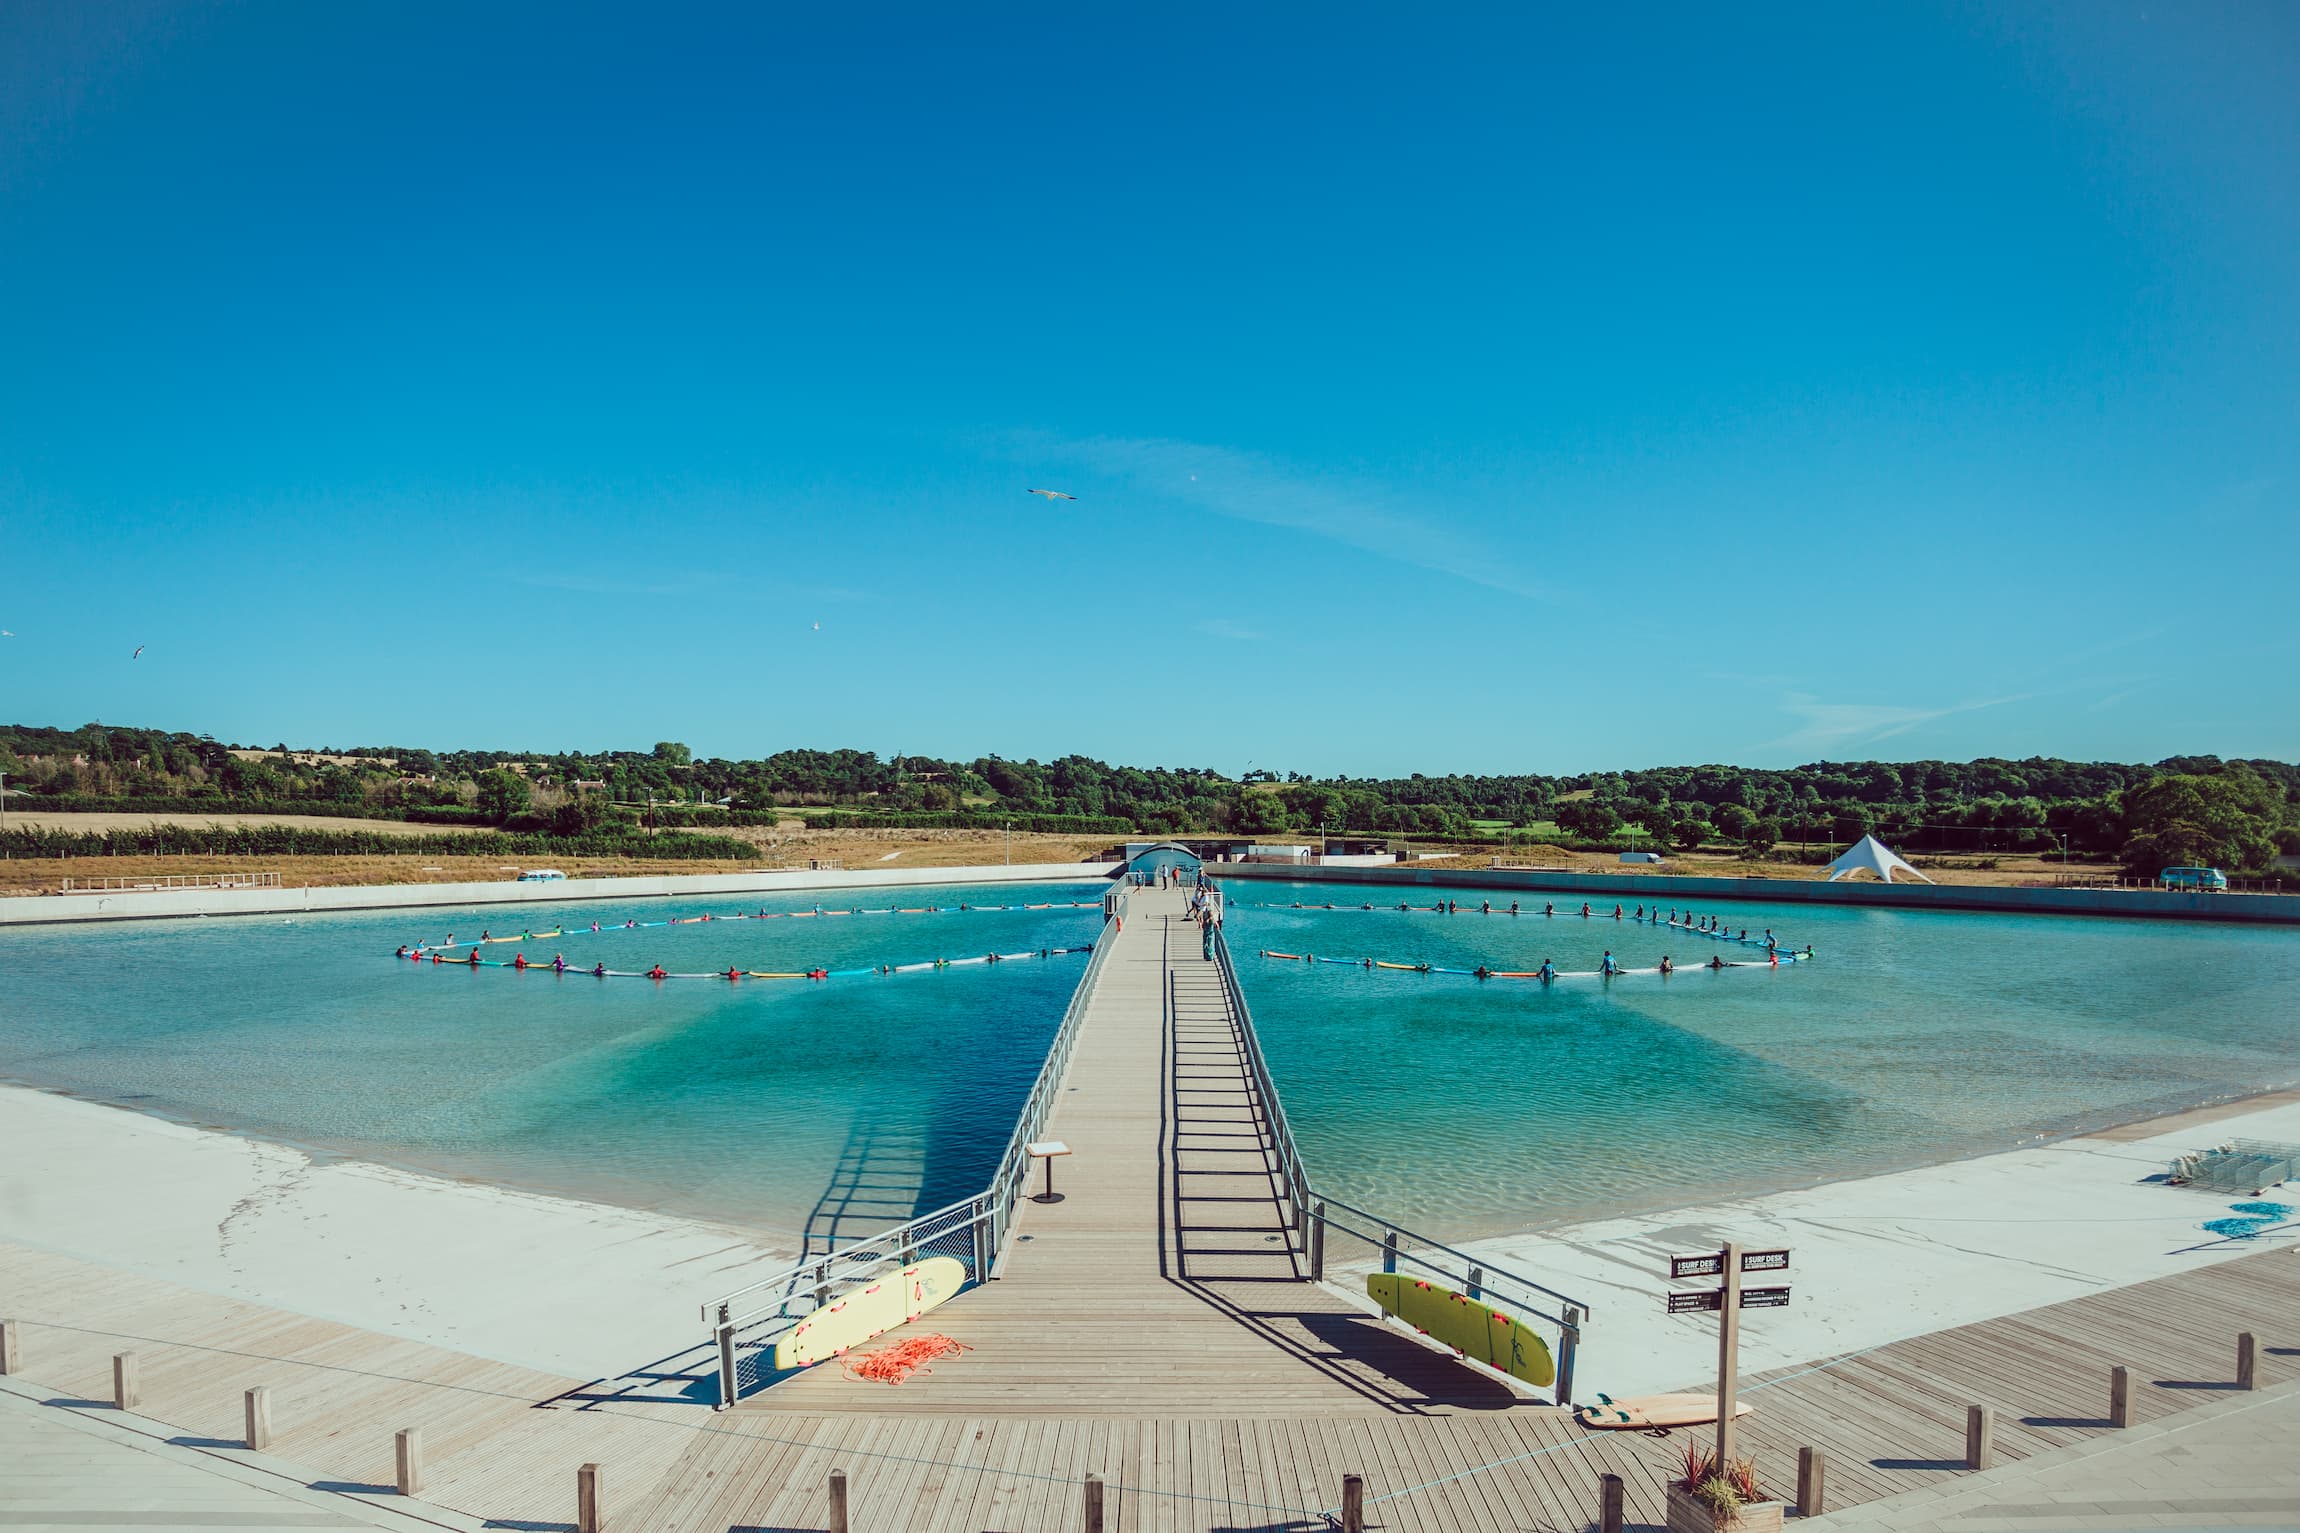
{"left": 1466, "top": 1265, "right": 1484, "bottom": 1301}
{"left": 111, "top": 1352, "right": 139, "bottom": 1411}
{"left": 2109, "top": 1365, "right": 2130, "bottom": 1427}
{"left": 1380, "top": 1231, "right": 1398, "bottom": 1275}
{"left": 828, "top": 1468, "right": 849, "bottom": 1533}
{"left": 1340, "top": 1473, "right": 1364, "bottom": 1533}
{"left": 577, "top": 1462, "right": 602, "bottom": 1533}
{"left": 1084, "top": 1471, "right": 1105, "bottom": 1533}
{"left": 1796, "top": 1447, "right": 1824, "bottom": 1516}
{"left": 1557, "top": 1304, "right": 1583, "bottom": 1407}
{"left": 714, "top": 1305, "right": 738, "bottom": 1411}
{"left": 0, "top": 1319, "right": 19, "bottom": 1375}
{"left": 1597, "top": 1472, "right": 1623, "bottom": 1533}
{"left": 1964, "top": 1406, "right": 1994, "bottom": 1471}
{"left": 1309, "top": 1202, "right": 1326, "bottom": 1282}
{"left": 2238, "top": 1332, "right": 2256, "bottom": 1391}
{"left": 244, "top": 1387, "right": 272, "bottom": 1451}
{"left": 395, "top": 1428, "right": 422, "bottom": 1496}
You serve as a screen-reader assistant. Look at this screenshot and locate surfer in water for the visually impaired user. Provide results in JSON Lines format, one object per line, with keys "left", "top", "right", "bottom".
{"left": 1659, "top": 955, "right": 1674, "bottom": 974}
{"left": 1600, "top": 951, "right": 1623, "bottom": 975}
{"left": 1764, "top": 928, "right": 1777, "bottom": 951}
{"left": 1544, "top": 902, "right": 1555, "bottom": 917}
{"left": 1708, "top": 954, "right": 1728, "bottom": 970}
{"left": 1537, "top": 958, "right": 1557, "bottom": 982}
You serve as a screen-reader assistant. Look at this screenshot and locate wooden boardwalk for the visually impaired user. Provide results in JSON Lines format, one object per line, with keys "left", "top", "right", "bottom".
{"left": 2, "top": 885, "right": 2296, "bottom": 1529}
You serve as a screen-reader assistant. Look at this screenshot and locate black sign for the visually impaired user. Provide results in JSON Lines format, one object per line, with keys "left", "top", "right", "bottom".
{"left": 1740, "top": 1286, "right": 1792, "bottom": 1309}
{"left": 1667, "top": 1289, "right": 1725, "bottom": 1314}
{"left": 1670, "top": 1253, "right": 1725, "bottom": 1279}
{"left": 1742, "top": 1249, "right": 1790, "bottom": 1273}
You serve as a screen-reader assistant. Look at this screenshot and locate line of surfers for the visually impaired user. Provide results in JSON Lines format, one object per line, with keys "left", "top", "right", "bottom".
{"left": 1288, "top": 896, "right": 1813, "bottom": 950}
{"left": 386, "top": 945, "right": 1064, "bottom": 980}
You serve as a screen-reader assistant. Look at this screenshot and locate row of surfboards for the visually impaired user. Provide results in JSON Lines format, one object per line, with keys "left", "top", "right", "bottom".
{"left": 1258, "top": 950, "right": 1802, "bottom": 977}
{"left": 405, "top": 945, "right": 1094, "bottom": 980}
{"left": 411, "top": 900, "right": 1103, "bottom": 952}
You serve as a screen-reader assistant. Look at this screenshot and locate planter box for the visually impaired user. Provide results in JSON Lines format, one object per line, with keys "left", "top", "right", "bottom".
{"left": 1665, "top": 1484, "right": 1785, "bottom": 1533}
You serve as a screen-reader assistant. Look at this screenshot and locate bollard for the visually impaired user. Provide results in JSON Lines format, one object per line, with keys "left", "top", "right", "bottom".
{"left": 112, "top": 1352, "right": 140, "bottom": 1411}
{"left": 2238, "top": 1332, "right": 2256, "bottom": 1392}
{"left": 1797, "top": 1446, "right": 1825, "bottom": 1517}
{"left": 1597, "top": 1472, "right": 1623, "bottom": 1533}
{"left": 828, "top": 1468, "right": 848, "bottom": 1533}
{"left": 1084, "top": 1471, "right": 1105, "bottom": 1533}
{"left": 1341, "top": 1473, "right": 1364, "bottom": 1533}
{"left": 395, "top": 1428, "right": 422, "bottom": 1497}
{"left": 577, "top": 1462, "right": 602, "bottom": 1533}
{"left": 2109, "top": 1365, "right": 2130, "bottom": 1428}
{"left": 1964, "top": 1405, "right": 1994, "bottom": 1471}
{"left": 0, "top": 1319, "right": 19, "bottom": 1375}
{"left": 244, "top": 1387, "right": 272, "bottom": 1451}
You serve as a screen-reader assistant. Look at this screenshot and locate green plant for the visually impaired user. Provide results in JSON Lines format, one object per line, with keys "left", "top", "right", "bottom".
{"left": 1677, "top": 1443, "right": 1760, "bottom": 1514}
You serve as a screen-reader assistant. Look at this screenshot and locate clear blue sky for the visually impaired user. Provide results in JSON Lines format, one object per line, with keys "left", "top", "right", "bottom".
{"left": 3, "top": 2, "right": 2294, "bottom": 776}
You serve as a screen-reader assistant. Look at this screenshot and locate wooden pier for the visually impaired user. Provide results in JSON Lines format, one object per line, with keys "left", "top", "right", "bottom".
{"left": 2, "top": 885, "right": 2296, "bottom": 1530}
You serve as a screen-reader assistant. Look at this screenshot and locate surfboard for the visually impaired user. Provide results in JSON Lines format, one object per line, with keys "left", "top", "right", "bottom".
{"left": 1573, "top": 1392, "right": 1753, "bottom": 1431}
{"left": 772, "top": 1257, "right": 969, "bottom": 1371}
{"left": 1366, "top": 1274, "right": 1555, "bottom": 1388}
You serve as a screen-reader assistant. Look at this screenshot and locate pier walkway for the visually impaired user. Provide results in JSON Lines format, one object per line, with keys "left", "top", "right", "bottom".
{"left": 757, "top": 884, "right": 1501, "bottom": 1416}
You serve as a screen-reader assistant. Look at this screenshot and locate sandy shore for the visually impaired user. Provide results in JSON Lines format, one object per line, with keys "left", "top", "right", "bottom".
{"left": 0, "top": 1084, "right": 792, "bottom": 1381}
{"left": 1412, "top": 1093, "right": 2300, "bottom": 1398}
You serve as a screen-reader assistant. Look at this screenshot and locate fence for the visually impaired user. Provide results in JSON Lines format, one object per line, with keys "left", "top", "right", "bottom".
{"left": 1210, "top": 922, "right": 1593, "bottom": 1401}
{"left": 698, "top": 887, "right": 1128, "bottom": 1409}
{"left": 60, "top": 872, "right": 283, "bottom": 892}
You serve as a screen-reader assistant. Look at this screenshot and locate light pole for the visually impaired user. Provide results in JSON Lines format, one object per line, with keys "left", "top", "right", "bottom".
{"left": 1004, "top": 821, "right": 1011, "bottom": 866}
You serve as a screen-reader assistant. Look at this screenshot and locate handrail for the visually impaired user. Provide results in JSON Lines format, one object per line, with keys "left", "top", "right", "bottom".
{"left": 699, "top": 883, "right": 1128, "bottom": 1408}
{"left": 1209, "top": 912, "right": 1592, "bottom": 1401}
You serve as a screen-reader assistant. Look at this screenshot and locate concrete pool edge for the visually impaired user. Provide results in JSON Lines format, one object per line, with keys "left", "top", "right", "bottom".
{"left": 1214, "top": 860, "right": 2300, "bottom": 923}
{"left": 0, "top": 859, "right": 1121, "bottom": 926}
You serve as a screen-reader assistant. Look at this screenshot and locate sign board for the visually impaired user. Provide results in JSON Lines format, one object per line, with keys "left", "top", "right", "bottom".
{"left": 1739, "top": 1286, "right": 1791, "bottom": 1309}
{"left": 1667, "top": 1289, "right": 1725, "bottom": 1314}
{"left": 1670, "top": 1253, "right": 1725, "bottom": 1280}
{"left": 1741, "top": 1249, "right": 1790, "bottom": 1273}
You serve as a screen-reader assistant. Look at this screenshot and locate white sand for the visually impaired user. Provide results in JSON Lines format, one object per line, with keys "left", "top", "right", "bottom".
{"left": 0, "top": 1084, "right": 790, "bottom": 1382}
{"left": 1413, "top": 1099, "right": 2300, "bottom": 1398}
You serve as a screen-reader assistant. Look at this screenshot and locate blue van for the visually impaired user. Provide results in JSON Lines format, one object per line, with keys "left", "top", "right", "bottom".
{"left": 2160, "top": 866, "right": 2228, "bottom": 891}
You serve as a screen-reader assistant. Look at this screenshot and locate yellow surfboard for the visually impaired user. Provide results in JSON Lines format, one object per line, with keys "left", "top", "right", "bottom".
{"left": 772, "top": 1257, "right": 968, "bottom": 1371}
{"left": 1366, "top": 1274, "right": 1555, "bottom": 1387}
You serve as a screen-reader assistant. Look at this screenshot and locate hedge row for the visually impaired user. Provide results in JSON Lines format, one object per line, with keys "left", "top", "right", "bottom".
{"left": 0, "top": 825, "right": 757, "bottom": 860}
{"left": 5, "top": 793, "right": 457, "bottom": 820}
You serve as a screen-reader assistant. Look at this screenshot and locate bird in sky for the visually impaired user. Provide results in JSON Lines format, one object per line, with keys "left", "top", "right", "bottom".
{"left": 812, "top": 622, "right": 821, "bottom": 631}
{"left": 1026, "top": 488, "right": 1076, "bottom": 501}
{"left": 131, "top": 645, "right": 144, "bottom": 659}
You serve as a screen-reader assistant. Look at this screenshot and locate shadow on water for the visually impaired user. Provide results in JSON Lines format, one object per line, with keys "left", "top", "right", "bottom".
{"left": 797, "top": 1104, "right": 931, "bottom": 1261}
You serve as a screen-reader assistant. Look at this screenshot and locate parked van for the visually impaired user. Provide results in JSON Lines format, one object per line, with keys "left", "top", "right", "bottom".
{"left": 516, "top": 868, "right": 567, "bottom": 883}
{"left": 1619, "top": 851, "right": 1666, "bottom": 865}
{"left": 2159, "top": 866, "right": 2228, "bottom": 891}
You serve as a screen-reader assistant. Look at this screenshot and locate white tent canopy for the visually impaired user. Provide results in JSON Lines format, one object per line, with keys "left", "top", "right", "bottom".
{"left": 1820, "top": 834, "right": 1933, "bottom": 884}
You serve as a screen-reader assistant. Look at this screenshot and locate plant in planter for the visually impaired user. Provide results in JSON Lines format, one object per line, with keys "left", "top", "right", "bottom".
{"left": 1665, "top": 1443, "right": 1783, "bottom": 1533}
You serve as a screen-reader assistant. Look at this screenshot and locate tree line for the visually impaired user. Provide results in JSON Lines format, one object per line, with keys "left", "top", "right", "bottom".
{"left": 3, "top": 721, "right": 2294, "bottom": 876}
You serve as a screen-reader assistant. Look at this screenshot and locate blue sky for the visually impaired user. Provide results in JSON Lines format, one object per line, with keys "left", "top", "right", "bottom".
{"left": 2, "top": 2, "right": 2294, "bottom": 776}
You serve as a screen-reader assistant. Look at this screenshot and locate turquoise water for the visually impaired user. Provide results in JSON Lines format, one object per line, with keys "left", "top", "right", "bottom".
{"left": 0, "top": 883, "right": 1103, "bottom": 1241}
{"left": 1227, "top": 881, "right": 2300, "bottom": 1238}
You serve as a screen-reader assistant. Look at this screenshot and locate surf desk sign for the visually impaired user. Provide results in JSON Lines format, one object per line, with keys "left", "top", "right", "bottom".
{"left": 1663, "top": 1243, "right": 1791, "bottom": 1466}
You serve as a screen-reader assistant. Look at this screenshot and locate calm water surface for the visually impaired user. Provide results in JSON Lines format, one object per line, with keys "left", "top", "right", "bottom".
{"left": 0, "top": 883, "right": 1103, "bottom": 1241}
{"left": 1228, "top": 881, "right": 2300, "bottom": 1236}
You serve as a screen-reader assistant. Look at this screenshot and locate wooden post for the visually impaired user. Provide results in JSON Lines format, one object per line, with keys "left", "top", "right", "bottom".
{"left": 1340, "top": 1473, "right": 1365, "bottom": 1533}
{"left": 1597, "top": 1471, "right": 1624, "bottom": 1533}
{"left": 577, "top": 1462, "right": 602, "bottom": 1533}
{"left": 244, "top": 1387, "right": 272, "bottom": 1451}
{"left": 1559, "top": 1303, "right": 1583, "bottom": 1407}
{"left": 112, "top": 1352, "right": 139, "bottom": 1411}
{"left": 395, "top": 1428, "right": 422, "bottom": 1496}
{"left": 1717, "top": 1242, "right": 1743, "bottom": 1467}
{"left": 2109, "top": 1365, "right": 2130, "bottom": 1427}
{"left": 2238, "top": 1332, "right": 2256, "bottom": 1391}
{"left": 1084, "top": 1471, "right": 1105, "bottom": 1533}
{"left": 0, "top": 1319, "right": 19, "bottom": 1375}
{"left": 1796, "top": 1446, "right": 1825, "bottom": 1516}
{"left": 827, "top": 1468, "right": 848, "bottom": 1533}
{"left": 1964, "top": 1405, "right": 1993, "bottom": 1471}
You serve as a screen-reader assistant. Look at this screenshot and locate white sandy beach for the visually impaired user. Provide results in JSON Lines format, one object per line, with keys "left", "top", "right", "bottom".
{"left": 1422, "top": 1096, "right": 2300, "bottom": 1398}
{"left": 0, "top": 1084, "right": 791, "bottom": 1382}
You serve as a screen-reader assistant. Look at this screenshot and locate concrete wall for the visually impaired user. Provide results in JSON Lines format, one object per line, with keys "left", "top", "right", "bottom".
{"left": 0, "top": 861, "right": 1120, "bottom": 927}
{"left": 1212, "top": 861, "right": 2300, "bottom": 926}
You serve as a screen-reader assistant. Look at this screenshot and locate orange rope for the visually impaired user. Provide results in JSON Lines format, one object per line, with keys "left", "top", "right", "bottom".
{"left": 840, "top": 1332, "right": 970, "bottom": 1385}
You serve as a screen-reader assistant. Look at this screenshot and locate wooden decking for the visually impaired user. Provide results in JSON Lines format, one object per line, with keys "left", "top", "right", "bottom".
{"left": 2, "top": 885, "right": 2296, "bottom": 1529}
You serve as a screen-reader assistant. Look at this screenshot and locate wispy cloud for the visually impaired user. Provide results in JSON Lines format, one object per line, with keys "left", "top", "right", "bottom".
{"left": 993, "top": 430, "right": 1546, "bottom": 600}
{"left": 1198, "top": 618, "right": 1265, "bottom": 641}
{"left": 1767, "top": 692, "right": 2029, "bottom": 751}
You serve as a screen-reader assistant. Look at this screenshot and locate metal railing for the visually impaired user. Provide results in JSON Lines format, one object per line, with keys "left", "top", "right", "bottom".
{"left": 62, "top": 872, "right": 283, "bottom": 892}
{"left": 699, "top": 885, "right": 1128, "bottom": 1409}
{"left": 1211, "top": 917, "right": 1592, "bottom": 1402}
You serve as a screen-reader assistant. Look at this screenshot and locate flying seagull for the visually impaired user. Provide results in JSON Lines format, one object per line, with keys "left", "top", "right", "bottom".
{"left": 1026, "top": 488, "right": 1076, "bottom": 501}
{"left": 131, "top": 645, "right": 144, "bottom": 659}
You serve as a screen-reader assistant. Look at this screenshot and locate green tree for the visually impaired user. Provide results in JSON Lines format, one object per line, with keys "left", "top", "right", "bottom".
{"left": 654, "top": 741, "right": 692, "bottom": 767}
{"left": 1671, "top": 815, "right": 1714, "bottom": 852}
{"left": 1712, "top": 802, "right": 1758, "bottom": 840}
{"left": 1555, "top": 799, "right": 1623, "bottom": 841}
{"left": 1741, "top": 817, "right": 1781, "bottom": 861}
{"left": 476, "top": 769, "right": 531, "bottom": 825}
{"left": 2119, "top": 765, "right": 2287, "bottom": 875}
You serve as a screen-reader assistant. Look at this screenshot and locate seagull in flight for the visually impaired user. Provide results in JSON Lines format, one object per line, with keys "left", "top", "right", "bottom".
{"left": 131, "top": 645, "right": 145, "bottom": 660}
{"left": 1026, "top": 488, "right": 1076, "bottom": 502}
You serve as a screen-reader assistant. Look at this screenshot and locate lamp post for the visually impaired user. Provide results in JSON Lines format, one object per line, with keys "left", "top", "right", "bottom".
{"left": 1004, "top": 821, "right": 1011, "bottom": 866}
